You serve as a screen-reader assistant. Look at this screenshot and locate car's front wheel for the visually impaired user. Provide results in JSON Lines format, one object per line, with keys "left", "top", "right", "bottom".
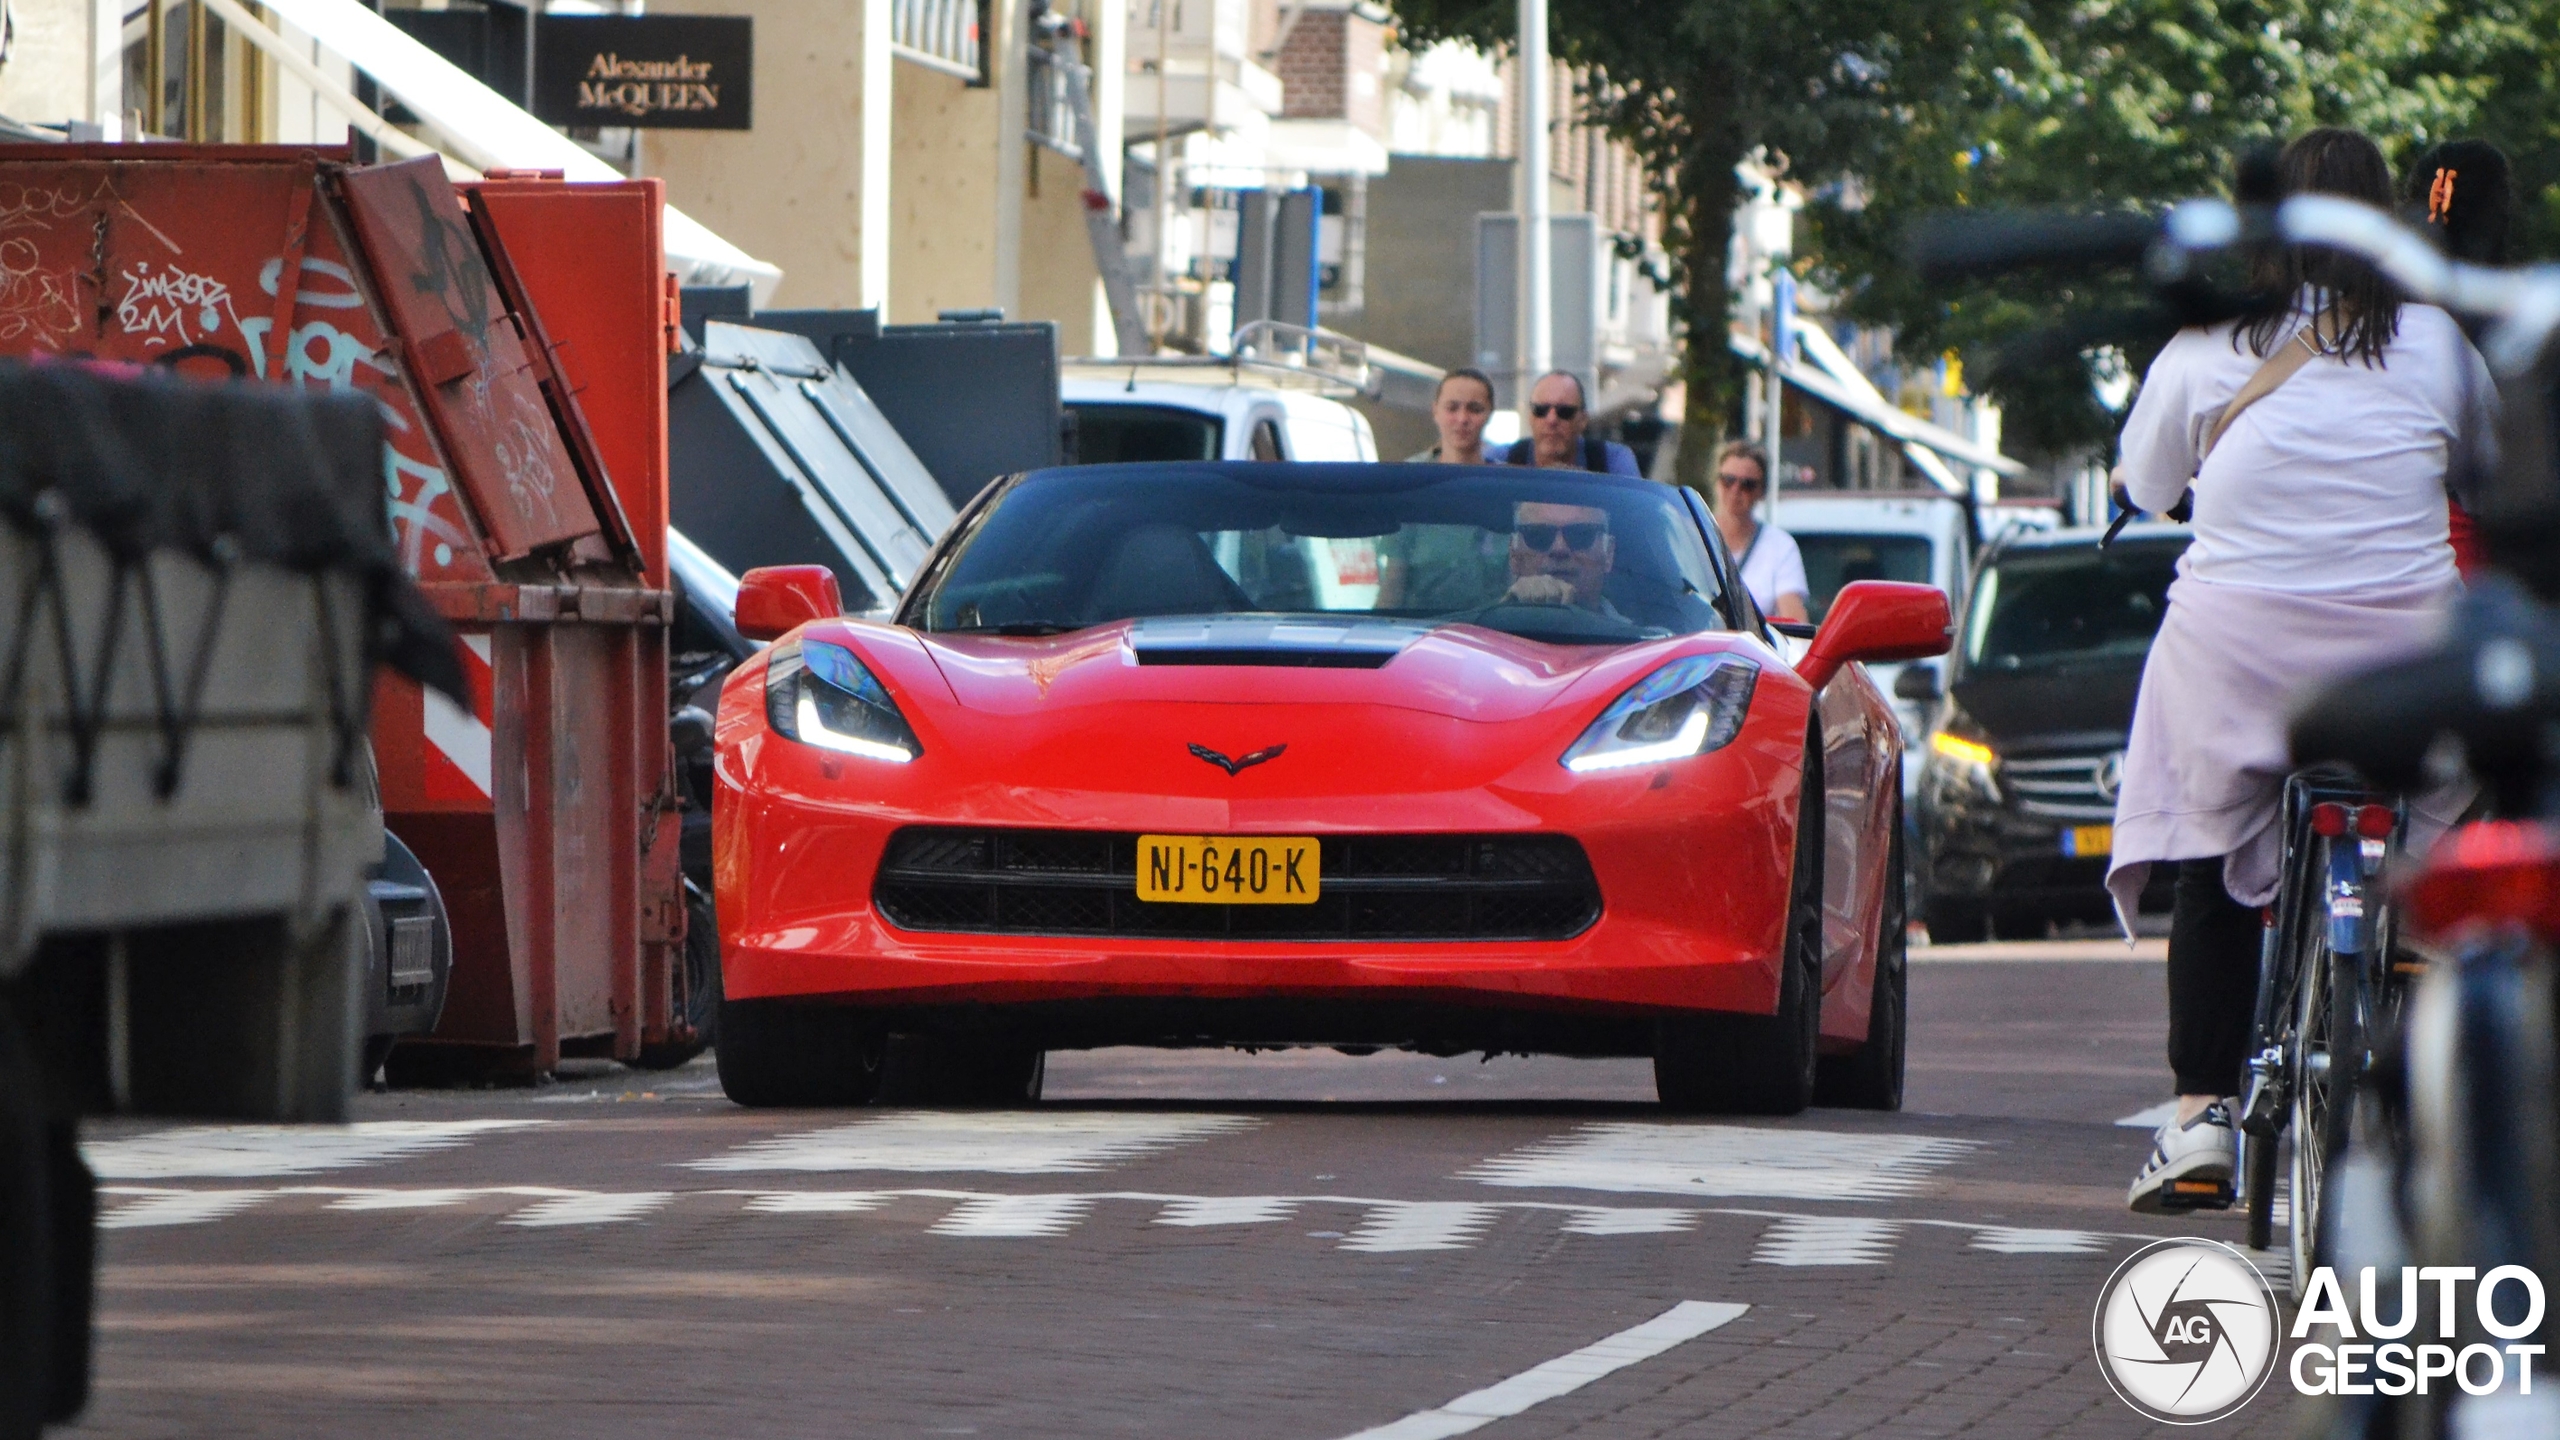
{"left": 714, "top": 997, "right": 887, "bottom": 1107}
{"left": 1655, "top": 745, "right": 1823, "bottom": 1116}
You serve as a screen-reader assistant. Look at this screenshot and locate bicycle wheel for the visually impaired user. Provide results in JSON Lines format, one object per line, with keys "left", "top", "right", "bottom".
{"left": 2288, "top": 909, "right": 2338, "bottom": 1295}
{"left": 2243, "top": 786, "right": 2322, "bottom": 1249}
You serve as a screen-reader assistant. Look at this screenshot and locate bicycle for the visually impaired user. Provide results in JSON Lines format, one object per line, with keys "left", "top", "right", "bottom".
{"left": 2237, "top": 770, "right": 2409, "bottom": 1293}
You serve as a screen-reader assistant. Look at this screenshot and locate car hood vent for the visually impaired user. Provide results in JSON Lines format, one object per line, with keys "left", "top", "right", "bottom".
{"left": 1129, "top": 616, "right": 1427, "bottom": 669}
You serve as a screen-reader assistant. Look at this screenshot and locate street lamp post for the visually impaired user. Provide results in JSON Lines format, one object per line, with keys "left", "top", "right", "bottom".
{"left": 1518, "top": 0, "right": 1551, "bottom": 431}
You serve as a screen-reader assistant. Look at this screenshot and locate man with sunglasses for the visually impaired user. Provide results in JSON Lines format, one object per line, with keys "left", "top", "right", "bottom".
{"left": 1503, "top": 501, "right": 1620, "bottom": 611}
{"left": 1500, "top": 371, "right": 1643, "bottom": 476}
{"left": 1711, "top": 440, "right": 1810, "bottom": 622}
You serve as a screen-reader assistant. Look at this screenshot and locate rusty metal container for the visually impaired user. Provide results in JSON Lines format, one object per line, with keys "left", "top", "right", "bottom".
{"left": 0, "top": 144, "right": 695, "bottom": 1079}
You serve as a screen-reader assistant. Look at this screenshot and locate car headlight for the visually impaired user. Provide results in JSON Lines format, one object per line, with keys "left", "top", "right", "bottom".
{"left": 764, "top": 639, "right": 921, "bottom": 763}
{"left": 1929, "top": 731, "right": 1996, "bottom": 769}
{"left": 1561, "top": 654, "right": 1760, "bottom": 773}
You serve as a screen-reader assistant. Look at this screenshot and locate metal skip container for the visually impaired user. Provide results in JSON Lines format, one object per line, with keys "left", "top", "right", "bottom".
{"left": 0, "top": 144, "right": 695, "bottom": 1079}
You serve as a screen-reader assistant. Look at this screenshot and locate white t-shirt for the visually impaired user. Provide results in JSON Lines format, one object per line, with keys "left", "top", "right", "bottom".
{"left": 2117, "top": 300, "right": 2493, "bottom": 596}
{"left": 1735, "top": 524, "right": 1808, "bottom": 614}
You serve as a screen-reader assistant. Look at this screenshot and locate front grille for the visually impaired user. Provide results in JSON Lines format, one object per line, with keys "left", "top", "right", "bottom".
{"left": 874, "top": 829, "right": 1600, "bottom": 941}
{"left": 2002, "top": 751, "right": 2122, "bottom": 821}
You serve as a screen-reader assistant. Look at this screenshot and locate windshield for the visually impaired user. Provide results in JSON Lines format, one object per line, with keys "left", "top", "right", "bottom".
{"left": 905, "top": 463, "right": 1731, "bottom": 646}
{"left": 1069, "top": 403, "right": 1223, "bottom": 463}
{"left": 1962, "top": 538, "right": 2187, "bottom": 672}
{"left": 1794, "top": 532, "right": 1936, "bottom": 621}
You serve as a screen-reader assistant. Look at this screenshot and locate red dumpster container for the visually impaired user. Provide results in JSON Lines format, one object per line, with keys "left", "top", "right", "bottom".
{"left": 0, "top": 144, "right": 697, "bottom": 1078}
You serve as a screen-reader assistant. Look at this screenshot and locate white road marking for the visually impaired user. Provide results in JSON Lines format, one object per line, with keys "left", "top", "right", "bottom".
{"left": 685, "top": 1113, "right": 1259, "bottom": 1175}
{"left": 1342, "top": 1202, "right": 1501, "bottom": 1253}
{"left": 504, "top": 1193, "right": 674, "bottom": 1227}
{"left": 83, "top": 1121, "right": 542, "bottom": 1178}
{"left": 1970, "top": 1227, "right": 2106, "bottom": 1255}
{"left": 1156, "top": 1196, "right": 1296, "bottom": 1226}
{"left": 326, "top": 1189, "right": 478, "bottom": 1211}
{"left": 1334, "top": 1300, "right": 1750, "bottom": 1440}
{"left": 2114, "top": 1102, "right": 2178, "bottom": 1129}
{"left": 1751, "top": 1216, "right": 1902, "bottom": 1266}
{"left": 745, "top": 1192, "right": 894, "bottom": 1214}
{"left": 1467, "top": 1122, "right": 1978, "bottom": 1201}
{"left": 97, "top": 1191, "right": 273, "bottom": 1229}
{"left": 1561, "top": 1207, "right": 1698, "bottom": 1236}
{"left": 931, "top": 1194, "right": 1094, "bottom": 1237}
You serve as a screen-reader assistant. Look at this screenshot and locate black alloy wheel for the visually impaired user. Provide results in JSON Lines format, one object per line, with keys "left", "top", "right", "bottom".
{"left": 1655, "top": 737, "right": 1825, "bottom": 1116}
{"left": 1816, "top": 793, "right": 1909, "bottom": 1110}
{"left": 713, "top": 996, "right": 888, "bottom": 1107}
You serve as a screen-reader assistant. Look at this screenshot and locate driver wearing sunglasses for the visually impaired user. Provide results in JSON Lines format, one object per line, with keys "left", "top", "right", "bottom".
{"left": 1503, "top": 501, "right": 1619, "bottom": 611}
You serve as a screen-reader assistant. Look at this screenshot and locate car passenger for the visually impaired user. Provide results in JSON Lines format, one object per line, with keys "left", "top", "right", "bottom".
{"left": 1505, "top": 501, "right": 1617, "bottom": 611}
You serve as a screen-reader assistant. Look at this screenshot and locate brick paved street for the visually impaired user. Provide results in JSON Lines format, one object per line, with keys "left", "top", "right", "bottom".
{"left": 67, "top": 944, "right": 2306, "bottom": 1438}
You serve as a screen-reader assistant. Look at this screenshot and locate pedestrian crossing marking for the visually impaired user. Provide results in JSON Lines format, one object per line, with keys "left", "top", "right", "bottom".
{"left": 506, "top": 1192, "right": 674, "bottom": 1227}
{"left": 96, "top": 1191, "right": 275, "bottom": 1229}
{"left": 1157, "top": 1196, "right": 1297, "bottom": 1226}
{"left": 94, "top": 1183, "right": 2161, "bottom": 1271}
{"left": 1751, "top": 1216, "right": 1903, "bottom": 1266}
{"left": 684, "top": 1112, "right": 1260, "bottom": 1175}
{"left": 931, "top": 1194, "right": 1095, "bottom": 1237}
{"left": 83, "top": 1120, "right": 544, "bottom": 1179}
{"left": 1466, "top": 1123, "right": 1980, "bottom": 1201}
{"left": 1341, "top": 1202, "right": 1500, "bottom": 1253}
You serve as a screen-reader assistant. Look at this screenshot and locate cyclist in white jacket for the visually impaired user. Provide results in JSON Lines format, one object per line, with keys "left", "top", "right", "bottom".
{"left": 2112, "top": 128, "right": 2492, "bottom": 1213}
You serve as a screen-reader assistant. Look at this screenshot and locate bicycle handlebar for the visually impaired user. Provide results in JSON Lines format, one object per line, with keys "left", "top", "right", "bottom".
{"left": 1907, "top": 210, "right": 2161, "bottom": 283}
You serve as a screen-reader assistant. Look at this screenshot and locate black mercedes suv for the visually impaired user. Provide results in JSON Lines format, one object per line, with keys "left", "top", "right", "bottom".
{"left": 1907, "top": 523, "right": 2189, "bottom": 940}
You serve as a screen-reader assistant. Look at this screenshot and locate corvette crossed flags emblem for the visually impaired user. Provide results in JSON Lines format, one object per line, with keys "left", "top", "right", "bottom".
{"left": 1188, "top": 742, "right": 1286, "bottom": 775}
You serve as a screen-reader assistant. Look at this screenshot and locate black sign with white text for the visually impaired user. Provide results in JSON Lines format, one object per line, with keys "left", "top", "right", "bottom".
{"left": 532, "top": 15, "right": 752, "bottom": 130}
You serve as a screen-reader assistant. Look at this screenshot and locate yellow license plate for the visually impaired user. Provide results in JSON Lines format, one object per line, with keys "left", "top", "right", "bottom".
{"left": 1136, "top": 835, "right": 1320, "bottom": 904}
{"left": 2063, "top": 824, "right": 2113, "bottom": 858}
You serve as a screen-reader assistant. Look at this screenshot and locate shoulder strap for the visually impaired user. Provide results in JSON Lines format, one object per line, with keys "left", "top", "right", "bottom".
{"left": 1503, "top": 438, "right": 1534, "bottom": 465}
{"left": 2200, "top": 312, "right": 2340, "bottom": 461}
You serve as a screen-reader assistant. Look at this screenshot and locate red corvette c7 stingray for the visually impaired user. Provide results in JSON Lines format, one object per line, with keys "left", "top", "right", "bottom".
{"left": 709, "top": 462, "right": 1951, "bottom": 1114}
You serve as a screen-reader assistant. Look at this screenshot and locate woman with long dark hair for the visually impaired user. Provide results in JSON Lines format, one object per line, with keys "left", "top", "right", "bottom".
{"left": 2109, "top": 128, "right": 2492, "bottom": 1213}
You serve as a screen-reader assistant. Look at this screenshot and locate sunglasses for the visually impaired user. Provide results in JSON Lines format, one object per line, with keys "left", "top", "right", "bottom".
{"left": 1531, "top": 403, "right": 1583, "bottom": 420}
{"left": 1719, "top": 472, "right": 1766, "bottom": 493}
{"left": 1516, "top": 522, "right": 1609, "bottom": 552}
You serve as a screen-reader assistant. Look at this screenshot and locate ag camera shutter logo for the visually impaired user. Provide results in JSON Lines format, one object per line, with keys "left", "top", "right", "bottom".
{"left": 2092, "top": 1239, "right": 2280, "bottom": 1423}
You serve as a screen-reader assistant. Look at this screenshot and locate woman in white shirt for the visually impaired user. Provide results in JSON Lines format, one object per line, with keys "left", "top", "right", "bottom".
{"left": 1708, "top": 441, "right": 1810, "bottom": 621}
{"left": 2111, "top": 128, "right": 2492, "bottom": 1214}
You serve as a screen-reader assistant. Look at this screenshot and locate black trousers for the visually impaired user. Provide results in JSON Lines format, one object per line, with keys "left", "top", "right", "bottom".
{"left": 2167, "top": 858, "right": 2263, "bottom": 1097}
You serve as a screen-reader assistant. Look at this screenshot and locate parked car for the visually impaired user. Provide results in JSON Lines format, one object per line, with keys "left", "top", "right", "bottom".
{"left": 708, "top": 462, "right": 1948, "bottom": 1116}
{"left": 1778, "top": 491, "right": 1975, "bottom": 807}
{"left": 1910, "top": 523, "right": 2189, "bottom": 940}
{"left": 1063, "top": 363, "right": 1379, "bottom": 466}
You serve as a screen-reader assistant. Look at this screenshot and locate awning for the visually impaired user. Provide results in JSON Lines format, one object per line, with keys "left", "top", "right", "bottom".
{"left": 250, "top": 0, "right": 782, "bottom": 302}
{"left": 1730, "top": 328, "right": 2024, "bottom": 483}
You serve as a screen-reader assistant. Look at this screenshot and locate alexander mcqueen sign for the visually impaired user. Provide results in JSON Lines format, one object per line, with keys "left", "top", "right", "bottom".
{"left": 533, "top": 15, "right": 752, "bottom": 131}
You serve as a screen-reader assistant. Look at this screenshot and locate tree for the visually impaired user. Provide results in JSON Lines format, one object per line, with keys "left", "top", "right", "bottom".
{"left": 1808, "top": 0, "right": 2507, "bottom": 458}
{"left": 1394, "top": 0, "right": 1986, "bottom": 486}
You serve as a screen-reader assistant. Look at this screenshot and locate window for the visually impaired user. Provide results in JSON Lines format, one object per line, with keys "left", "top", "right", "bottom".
{"left": 1793, "top": 533, "right": 1937, "bottom": 621}
{"left": 1067, "top": 403, "right": 1222, "bottom": 464}
{"left": 1963, "top": 539, "right": 2188, "bottom": 672}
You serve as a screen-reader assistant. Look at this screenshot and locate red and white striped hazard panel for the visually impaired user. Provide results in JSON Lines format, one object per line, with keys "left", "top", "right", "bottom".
{"left": 422, "top": 634, "right": 493, "bottom": 802}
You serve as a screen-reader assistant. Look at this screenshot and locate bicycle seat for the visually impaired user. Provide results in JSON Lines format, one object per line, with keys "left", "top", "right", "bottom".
{"left": 2290, "top": 575, "right": 2560, "bottom": 807}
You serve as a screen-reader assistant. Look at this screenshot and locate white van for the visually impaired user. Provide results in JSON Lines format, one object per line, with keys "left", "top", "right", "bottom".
{"left": 1062, "top": 362, "right": 1379, "bottom": 466}
{"left": 1776, "top": 491, "right": 1976, "bottom": 799}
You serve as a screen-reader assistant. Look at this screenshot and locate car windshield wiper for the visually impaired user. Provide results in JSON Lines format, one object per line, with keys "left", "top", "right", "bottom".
{"left": 938, "top": 621, "right": 1084, "bottom": 637}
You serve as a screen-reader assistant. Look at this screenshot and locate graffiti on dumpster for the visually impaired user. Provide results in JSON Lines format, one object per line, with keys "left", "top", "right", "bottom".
{"left": 0, "top": 238, "right": 79, "bottom": 346}
{"left": 114, "top": 259, "right": 243, "bottom": 348}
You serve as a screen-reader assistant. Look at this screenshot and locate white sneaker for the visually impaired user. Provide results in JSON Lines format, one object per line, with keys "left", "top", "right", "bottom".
{"left": 2127, "top": 1101, "right": 2238, "bottom": 1214}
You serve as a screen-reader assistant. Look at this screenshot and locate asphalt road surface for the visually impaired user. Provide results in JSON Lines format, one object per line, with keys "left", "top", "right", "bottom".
{"left": 69, "top": 938, "right": 2309, "bottom": 1438}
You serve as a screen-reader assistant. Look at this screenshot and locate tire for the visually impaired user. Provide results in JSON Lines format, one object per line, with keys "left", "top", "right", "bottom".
{"left": 2243, "top": 1129, "right": 2279, "bottom": 1253}
{"left": 632, "top": 882, "right": 721, "bottom": 1071}
{"left": 1816, "top": 804, "right": 1907, "bottom": 1110}
{"left": 1656, "top": 741, "right": 1823, "bottom": 1116}
{"left": 882, "top": 1036, "right": 1047, "bottom": 1107}
{"left": 713, "top": 996, "right": 886, "bottom": 1107}
{"left": 1922, "top": 897, "right": 1989, "bottom": 945}
{"left": 42, "top": 1120, "right": 91, "bottom": 1424}
{"left": 1988, "top": 906, "right": 2048, "bottom": 942}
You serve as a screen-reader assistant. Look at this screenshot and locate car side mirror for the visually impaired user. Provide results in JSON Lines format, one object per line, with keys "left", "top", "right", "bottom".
{"left": 1796, "top": 581, "right": 1953, "bottom": 691}
{"left": 1892, "top": 664, "right": 1944, "bottom": 703}
{"left": 734, "top": 565, "right": 843, "bottom": 642}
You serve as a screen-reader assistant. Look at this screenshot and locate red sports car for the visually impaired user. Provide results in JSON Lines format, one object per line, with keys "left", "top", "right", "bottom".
{"left": 709, "top": 462, "right": 1950, "bottom": 1113}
